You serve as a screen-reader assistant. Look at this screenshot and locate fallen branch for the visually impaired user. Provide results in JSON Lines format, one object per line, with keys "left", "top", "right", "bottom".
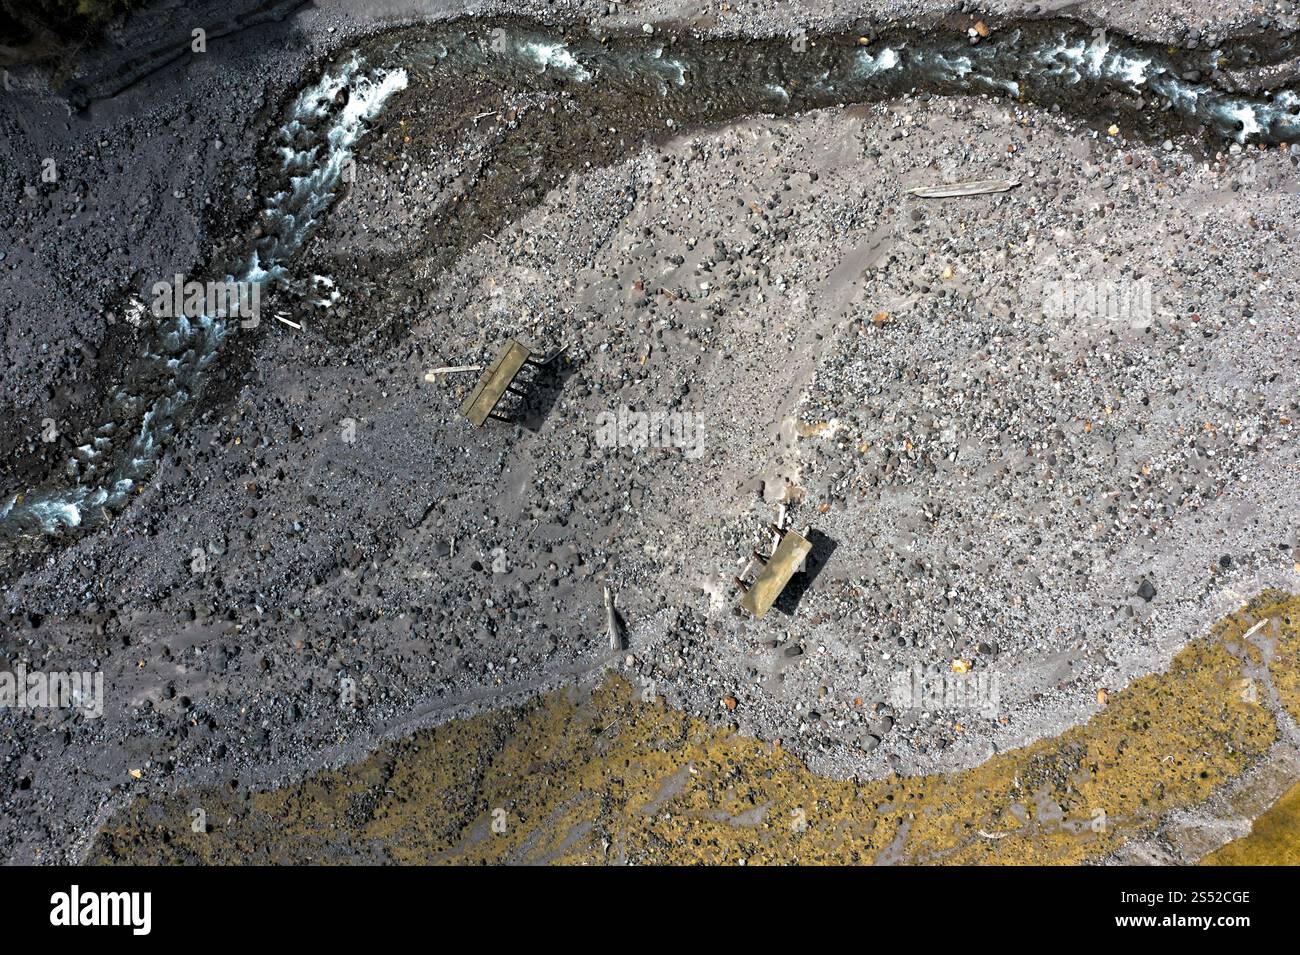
{"left": 424, "top": 365, "right": 482, "bottom": 380}
{"left": 906, "top": 178, "right": 1021, "bottom": 198}
{"left": 604, "top": 585, "right": 625, "bottom": 651}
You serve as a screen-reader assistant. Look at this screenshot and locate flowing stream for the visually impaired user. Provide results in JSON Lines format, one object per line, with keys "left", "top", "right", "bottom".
{"left": 3, "top": 16, "right": 1297, "bottom": 556}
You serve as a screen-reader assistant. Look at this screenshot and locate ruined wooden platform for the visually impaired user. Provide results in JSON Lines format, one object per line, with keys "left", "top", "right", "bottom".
{"left": 739, "top": 529, "right": 813, "bottom": 619}
{"left": 460, "top": 339, "right": 533, "bottom": 427}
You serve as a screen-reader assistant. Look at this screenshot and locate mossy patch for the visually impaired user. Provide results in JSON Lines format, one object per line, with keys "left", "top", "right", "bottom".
{"left": 89, "top": 593, "right": 1299, "bottom": 865}
{"left": 1258, "top": 592, "right": 1300, "bottom": 725}
{"left": 1201, "top": 780, "right": 1300, "bottom": 865}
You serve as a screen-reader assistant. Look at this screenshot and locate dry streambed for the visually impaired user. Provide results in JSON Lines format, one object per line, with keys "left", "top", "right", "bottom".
{"left": 3, "top": 14, "right": 1300, "bottom": 864}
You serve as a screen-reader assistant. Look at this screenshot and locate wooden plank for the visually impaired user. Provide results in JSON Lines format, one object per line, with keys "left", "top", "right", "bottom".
{"left": 740, "top": 530, "right": 813, "bottom": 619}
{"left": 459, "top": 339, "right": 531, "bottom": 427}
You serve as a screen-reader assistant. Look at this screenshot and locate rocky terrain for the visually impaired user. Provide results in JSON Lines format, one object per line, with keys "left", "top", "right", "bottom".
{"left": 1, "top": 0, "right": 1298, "bottom": 864}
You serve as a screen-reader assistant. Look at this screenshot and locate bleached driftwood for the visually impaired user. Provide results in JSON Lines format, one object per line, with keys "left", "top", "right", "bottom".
{"left": 906, "top": 178, "right": 1021, "bottom": 198}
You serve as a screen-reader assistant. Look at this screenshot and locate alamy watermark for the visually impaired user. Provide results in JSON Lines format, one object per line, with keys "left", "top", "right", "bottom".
{"left": 0, "top": 665, "right": 103, "bottom": 719}
{"left": 151, "top": 274, "right": 260, "bottom": 328}
{"left": 1041, "top": 278, "right": 1153, "bottom": 329}
{"left": 50, "top": 885, "right": 150, "bottom": 935}
{"left": 890, "top": 665, "right": 1000, "bottom": 717}
{"left": 594, "top": 406, "right": 706, "bottom": 460}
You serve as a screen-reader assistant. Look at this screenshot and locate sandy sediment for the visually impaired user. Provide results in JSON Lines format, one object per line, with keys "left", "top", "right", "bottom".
{"left": 1, "top": 1, "right": 1299, "bottom": 864}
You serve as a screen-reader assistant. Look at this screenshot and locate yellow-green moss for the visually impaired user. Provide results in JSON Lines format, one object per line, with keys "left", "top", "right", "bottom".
{"left": 1260, "top": 593, "right": 1300, "bottom": 725}
{"left": 89, "top": 593, "right": 1300, "bottom": 865}
{"left": 1201, "top": 781, "right": 1300, "bottom": 865}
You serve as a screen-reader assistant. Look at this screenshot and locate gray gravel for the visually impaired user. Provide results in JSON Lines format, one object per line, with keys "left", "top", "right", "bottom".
{"left": 1, "top": 0, "right": 1298, "bottom": 864}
